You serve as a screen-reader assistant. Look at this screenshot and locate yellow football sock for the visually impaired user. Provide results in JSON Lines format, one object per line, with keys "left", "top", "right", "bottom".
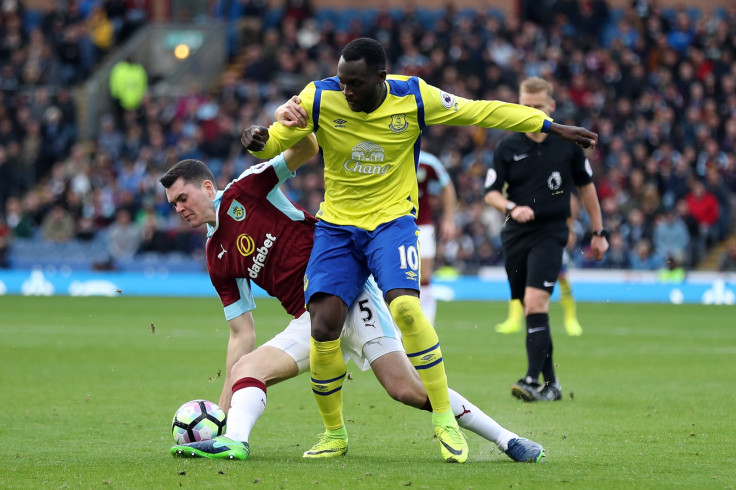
{"left": 559, "top": 277, "right": 577, "bottom": 323}
{"left": 309, "top": 337, "right": 346, "bottom": 431}
{"left": 390, "top": 296, "right": 450, "bottom": 414}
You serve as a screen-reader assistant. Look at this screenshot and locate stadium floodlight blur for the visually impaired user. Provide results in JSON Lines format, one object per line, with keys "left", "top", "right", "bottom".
{"left": 81, "top": 23, "right": 227, "bottom": 141}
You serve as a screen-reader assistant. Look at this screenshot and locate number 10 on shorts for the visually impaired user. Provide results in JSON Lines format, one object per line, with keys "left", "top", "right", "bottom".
{"left": 398, "top": 245, "right": 419, "bottom": 270}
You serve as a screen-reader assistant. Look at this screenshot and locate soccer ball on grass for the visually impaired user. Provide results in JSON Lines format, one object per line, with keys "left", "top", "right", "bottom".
{"left": 172, "top": 399, "right": 226, "bottom": 444}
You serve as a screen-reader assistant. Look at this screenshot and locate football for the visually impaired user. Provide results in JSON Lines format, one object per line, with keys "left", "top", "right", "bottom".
{"left": 171, "top": 399, "right": 227, "bottom": 444}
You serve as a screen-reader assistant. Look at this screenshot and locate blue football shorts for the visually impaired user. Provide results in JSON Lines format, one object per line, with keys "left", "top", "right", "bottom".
{"left": 305, "top": 215, "right": 421, "bottom": 307}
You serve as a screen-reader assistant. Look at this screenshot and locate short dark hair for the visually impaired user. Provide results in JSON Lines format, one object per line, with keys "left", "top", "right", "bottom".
{"left": 340, "top": 37, "right": 386, "bottom": 72}
{"left": 159, "top": 159, "right": 217, "bottom": 189}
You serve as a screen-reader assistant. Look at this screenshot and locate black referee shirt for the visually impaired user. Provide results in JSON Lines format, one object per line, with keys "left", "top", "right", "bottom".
{"left": 484, "top": 132, "right": 593, "bottom": 223}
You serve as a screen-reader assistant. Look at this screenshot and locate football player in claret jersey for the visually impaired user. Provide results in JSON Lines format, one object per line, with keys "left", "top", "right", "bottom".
{"left": 242, "top": 37, "right": 597, "bottom": 462}
{"left": 416, "top": 150, "right": 457, "bottom": 324}
{"left": 160, "top": 135, "right": 545, "bottom": 462}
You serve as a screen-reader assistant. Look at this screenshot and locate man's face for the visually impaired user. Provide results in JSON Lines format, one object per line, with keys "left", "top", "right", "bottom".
{"left": 337, "top": 57, "right": 386, "bottom": 113}
{"left": 519, "top": 90, "right": 555, "bottom": 117}
{"left": 165, "top": 177, "right": 216, "bottom": 228}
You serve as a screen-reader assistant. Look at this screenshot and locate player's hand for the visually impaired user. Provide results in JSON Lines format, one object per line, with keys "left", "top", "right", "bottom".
{"left": 590, "top": 235, "right": 609, "bottom": 260}
{"left": 550, "top": 123, "right": 598, "bottom": 149}
{"left": 440, "top": 215, "right": 458, "bottom": 241}
{"left": 241, "top": 125, "right": 269, "bottom": 151}
{"left": 510, "top": 205, "right": 535, "bottom": 223}
{"left": 275, "top": 96, "right": 308, "bottom": 128}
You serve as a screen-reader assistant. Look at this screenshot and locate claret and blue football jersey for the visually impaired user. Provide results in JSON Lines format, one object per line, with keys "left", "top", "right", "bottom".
{"left": 206, "top": 154, "right": 316, "bottom": 320}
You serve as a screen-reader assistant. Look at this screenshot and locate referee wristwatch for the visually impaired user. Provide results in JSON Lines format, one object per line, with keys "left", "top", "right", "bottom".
{"left": 591, "top": 229, "right": 607, "bottom": 237}
{"left": 505, "top": 201, "right": 517, "bottom": 213}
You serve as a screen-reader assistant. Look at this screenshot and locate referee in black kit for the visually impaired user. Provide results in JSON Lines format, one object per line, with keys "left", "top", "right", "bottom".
{"left": 484, "top": 77, "right": 609, "bottom": 402}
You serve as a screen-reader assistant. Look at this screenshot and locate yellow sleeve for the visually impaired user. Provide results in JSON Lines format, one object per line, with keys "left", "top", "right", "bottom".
{"left": 250, "top": 83, "right": 317, "bottom": 159}
{"left": 419, "top": 79, "right": 552, "bottom": 133}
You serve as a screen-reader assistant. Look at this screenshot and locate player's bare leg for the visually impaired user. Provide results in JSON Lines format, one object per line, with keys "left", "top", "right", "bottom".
{"left": 172, "top": 346, "right": 298, "bottom": 460}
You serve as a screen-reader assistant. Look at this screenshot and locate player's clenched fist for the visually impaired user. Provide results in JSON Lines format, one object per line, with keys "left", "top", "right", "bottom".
{"left": 241, "top": 126, "right": 269, "bottom": 152}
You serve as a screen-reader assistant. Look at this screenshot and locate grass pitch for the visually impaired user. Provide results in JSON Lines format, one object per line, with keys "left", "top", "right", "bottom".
{"left": 1, "top": 296, "right": 734, "bottom": 489}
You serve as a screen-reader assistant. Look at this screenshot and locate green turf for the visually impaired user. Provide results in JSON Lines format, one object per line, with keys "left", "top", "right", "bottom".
{"left": 1, "top": 296, "right": 734, "bottom": 489}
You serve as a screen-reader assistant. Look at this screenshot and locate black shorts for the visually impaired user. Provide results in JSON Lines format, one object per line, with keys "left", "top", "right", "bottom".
{"left": 501, "top": 220, "right": 568, "bottom": 300}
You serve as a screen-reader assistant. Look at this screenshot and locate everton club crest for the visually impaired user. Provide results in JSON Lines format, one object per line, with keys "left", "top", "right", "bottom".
{"left": 389, "top": 113, "right": 409, "bottom": 133}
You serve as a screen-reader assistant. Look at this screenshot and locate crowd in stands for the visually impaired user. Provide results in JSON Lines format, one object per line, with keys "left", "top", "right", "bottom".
{"left": 1, "top": 0, "right": 736, "bottom": 276}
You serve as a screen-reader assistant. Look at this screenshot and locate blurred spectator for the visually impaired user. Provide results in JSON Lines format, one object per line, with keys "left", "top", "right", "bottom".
{"left": 88, "top": 7, "right": 114, "bottom": 59}
{"left": 282, "top": 0, "right": 313, "bottom": 27}
{"left": 41, "top": 204, "right": 75, "bottom": 243}
{"left": 109, "top": 57, "right": 148, "bottom": 125}
{"left": 620, "top": 208, "right": 652, "bottom": 249}
{"left": 0, "top": 215, "right": 9, "bottom": 268}
{"left": 137, "top": 201, "right": 168, "bottom": 254}
{"left": 600, "top": 231, "right": 631, "bottom": 269}
{"left": 4, "top": 196, "right": 35, "bottom": 238}
{"left": 0, "top": 144, "right": 10, "bottom": 210}
{"left": 629, "top": 238, "right": 662, "bottom": 270}
{"left": 652, "top": 208, "right": 690, "bottom": 264}
{"left": 38, "top": 106, "right": 76, "bottom": 180}
{"left": 718, "top": 238, "right": 736, "bottom": 272}
{"left": 685, "top": 179, "right": 720, "bottom": 249}
{"left": 704, "top": 166, "right": 732, "bottom": 240}
{"left": 106, "top": 208, "right": 142, "bottom": 262}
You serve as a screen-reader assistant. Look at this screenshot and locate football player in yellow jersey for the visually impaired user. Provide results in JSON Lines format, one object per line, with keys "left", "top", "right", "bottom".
{"left": 241, "top": 37, "right": 597, "bottom": 463}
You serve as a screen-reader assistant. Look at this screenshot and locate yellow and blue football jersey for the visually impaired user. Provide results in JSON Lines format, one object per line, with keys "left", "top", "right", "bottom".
{"left": 252, "top": 75, "right": 552, "bottom": 231}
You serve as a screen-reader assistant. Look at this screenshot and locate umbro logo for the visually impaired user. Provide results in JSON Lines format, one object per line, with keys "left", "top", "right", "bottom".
{"left": 333, "top": 118, "right": 347, "bottom": 128}
{"left": 513, "top": 153, "right": 529, "bottom": 161}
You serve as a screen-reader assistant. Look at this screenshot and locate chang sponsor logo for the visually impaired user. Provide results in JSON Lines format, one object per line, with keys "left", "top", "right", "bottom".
{"left": 343, "top": 141, "right": 390, "bottom": 175}
{"left": 247, "top": 233, "right": 277, "bottom": 279}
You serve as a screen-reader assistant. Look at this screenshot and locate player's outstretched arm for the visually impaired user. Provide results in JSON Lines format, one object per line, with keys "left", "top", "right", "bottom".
{"left": 283, "top": 133, "right": 318, "bottom": 173}
{"left": 549, "top": 122, "right": 598, "bottom": 149}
